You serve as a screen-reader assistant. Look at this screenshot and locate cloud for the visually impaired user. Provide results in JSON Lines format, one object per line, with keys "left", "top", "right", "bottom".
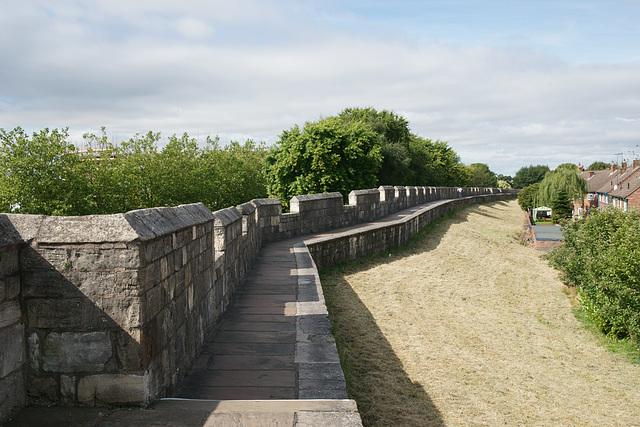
{"left": 1, "top": 1, "right": 639, "bottom": 175}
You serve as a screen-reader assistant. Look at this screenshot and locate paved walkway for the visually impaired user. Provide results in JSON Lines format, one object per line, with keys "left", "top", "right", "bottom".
{"left": 176, "top": 239, "right": 301, "bottom": 400}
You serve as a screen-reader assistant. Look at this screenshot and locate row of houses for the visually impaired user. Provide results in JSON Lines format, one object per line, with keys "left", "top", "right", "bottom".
{"left": 576, "top": 159, "right": 640, "bottom": 216}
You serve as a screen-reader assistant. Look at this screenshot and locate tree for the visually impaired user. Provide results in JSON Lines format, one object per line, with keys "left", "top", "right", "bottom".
{"left": 337, "top": 107, "right": 412, "bottom": 185}
{"left": 468, "top": 163, "right": 498, "bottom": 187}
{"left": 517, "top": 183, "right": 540, "bottom": 211}
{"left": 264, "top": 116, "right": 383, "bottom": 209}
{"left": 536, "top": 167, "right": 588, "bottom": 210}
{"left": 587, "top": 161, "right": 609, "bottom": 171}
{"left": 0, "top": 127, "right": 93, "bottom": 215}
{"left": 513, "top": 165, "right": 550, "bottom": 189}
{"left": 550, "top": 188, "right": 573, "bottom": 223}
{"left": 497, "top": 180, "right": 512, "bottom": 189}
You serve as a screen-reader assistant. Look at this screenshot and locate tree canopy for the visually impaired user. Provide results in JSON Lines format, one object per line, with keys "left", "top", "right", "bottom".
{"left": 513, "top": 164, "right": 550, "bottom": 189}
{"left": 536, "top": 166, "right": 588, "bottom": 209}
{"left": 586, "top": 161, "right": 610, "bottom": 171}
{"left": 517, "top": 183, "right": 540, "bottom": 211}
{"left": 468, "top": 163, "right": 498, "bottom": 187}
{"left": 264, "top": 116, "right": 383, "bottom": 208}
{"left": 0, "top": 127, "right": 269, "bottom": 215}
{"left": 264, "top": 107, "right": 471, "bottom": 207}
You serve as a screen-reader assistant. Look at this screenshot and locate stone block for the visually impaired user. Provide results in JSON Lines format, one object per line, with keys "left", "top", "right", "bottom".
{"left": 27, "top": 298, "right": 84, "bottom": 329}
{"left": 20, "top": 246, "right": 67, "bottom": 272}
{"left": 0, "top": 323, "right": 25, "bottom": 378}
{"left": 60, "top": 375, "right": 76, "bottom": 404}
{"left": 0, "top": 248, "right": 19, "bottom": 276}
{"left": 77, "top": 374, "right": 145, "bottom": 404}
{"left": 0, "top": 276, "right": 20, "bottom": 300}
{"left": 28, "top": 332, "right": 40, "bottom": 371}
{"left": 42, "top": 331, "right": 112, "bottom": 373}
{"left": 95, "top": 293, "right": 142, "bottom": 329}
{"left": 37, "top": 214, "right": 141, "bottom": 244}
{"left": 0, "top": 369, "right": 25, "bottom": 423}
{"left": 21, "top": 271, "right": 65, "bottom": 298}
{"left": 0, "top": 300, "right": 22, "bottom": 329}
{"left": 115, "top": 329, "right": 143, "bottom": 371}
{"left": 27, "top": 376, "right": 57, "bottom": 404}
{"left": 295, "top": 411, "right": 362, "bottom": 426}
{"left": 69, "top": 247, "right": 141, "bottom": 271}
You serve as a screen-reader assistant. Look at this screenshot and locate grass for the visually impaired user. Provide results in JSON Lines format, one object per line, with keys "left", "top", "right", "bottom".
{"left": 321, "top": 200, "right": 640, "bottom": 426}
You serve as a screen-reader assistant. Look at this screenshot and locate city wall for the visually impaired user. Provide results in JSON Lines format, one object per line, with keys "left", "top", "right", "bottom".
{"left": 0, "top": 186, "right": 517, "bottom": 422}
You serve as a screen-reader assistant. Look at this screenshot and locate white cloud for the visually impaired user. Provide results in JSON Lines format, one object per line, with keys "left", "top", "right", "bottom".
{"left": 1, "top": 1, "right": 639, "bottom": 176}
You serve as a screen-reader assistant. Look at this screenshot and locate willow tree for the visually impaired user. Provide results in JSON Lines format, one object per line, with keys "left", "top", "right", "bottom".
{"left": 536, "top": 166, "right": 588, "bottom": 209}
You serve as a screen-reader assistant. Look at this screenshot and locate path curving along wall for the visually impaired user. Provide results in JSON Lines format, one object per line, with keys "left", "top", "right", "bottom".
{"left": 0, "top": 185, "right": 517, "bottom": 423}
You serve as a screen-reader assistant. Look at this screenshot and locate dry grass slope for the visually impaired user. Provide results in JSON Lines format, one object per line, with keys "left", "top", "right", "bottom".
{"left": 321, "top": 200, "right": 640, "bottom": 427}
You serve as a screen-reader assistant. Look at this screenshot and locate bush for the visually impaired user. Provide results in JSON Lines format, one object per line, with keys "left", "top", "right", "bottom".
{"left": 545, "top": 208, "right": 640, "bottom": 341}
{"left": 1, "top": 127, "right": 269, "bottom": 215}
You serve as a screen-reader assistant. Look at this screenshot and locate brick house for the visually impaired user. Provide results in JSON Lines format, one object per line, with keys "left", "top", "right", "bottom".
{"left": 577, "top": 160, "right": 640, "bottom": 215}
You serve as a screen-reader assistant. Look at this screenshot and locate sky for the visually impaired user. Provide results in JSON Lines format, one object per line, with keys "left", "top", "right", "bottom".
{"left": 2, "top": 1, "right": 640, "bottom": 176}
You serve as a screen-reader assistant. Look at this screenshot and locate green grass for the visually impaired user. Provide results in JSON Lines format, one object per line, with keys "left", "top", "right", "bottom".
{"left": 568, "top": 296, "right": 640, "bottom": 364}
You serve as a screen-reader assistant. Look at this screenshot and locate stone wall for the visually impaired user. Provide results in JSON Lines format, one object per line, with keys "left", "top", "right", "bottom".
{"left": 304, "top": 194, "right": 513, "bottom": 270}
{"left": 0, "top": 186, "right": 517, "bottom": 422}
{"left": 0, "top": 216, "right": 26, "bottom": 422}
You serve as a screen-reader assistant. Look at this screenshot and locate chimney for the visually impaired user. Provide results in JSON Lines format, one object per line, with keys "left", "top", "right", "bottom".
{"left": 589, "top": 171, "right": 595, "bottom": 178}
{"left": 611, "top": 164, "right": 617, "bottom": 172}
{"left": 634, "top": 159, "right": 639, "bottom": 169}
{"left": 578, "top": 163, "right": 584, "bottom": 172}
{"left": 622, "top": 161, "right": 627, "bottom": 171}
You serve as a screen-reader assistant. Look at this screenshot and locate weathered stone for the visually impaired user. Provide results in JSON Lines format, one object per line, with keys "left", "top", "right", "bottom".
{"left": 69, "top": 247, "right": 141, "bottom": 271}
{"left": 0, "top": 247, "right": 20, "bottom": 276}
{"left": 0, "top": 300, "right": 22, "bottom": 329}
{"left": 28, "top": 332, "right": 40, "bottom": 371}
{"left": 94, "top": 293, "right": 142, "bottom": 329}
{"left": 27, "top": 298, "right": 84, "bottom": 329}
{"left": 60, "top": 375, "right": 76, "bottom": 403}
{"left": 42, "top": 332, "right": 112, "bottom": 373}
{"left": 36, "top": 214, "right": 141, "bottom": 244}
{"left": 115, "top": 329, "right": 143, "bottom": 371}
{"left": 19, "top": 246, "right": 67, "bottom": 272}
{"left": 3, "top": 276, "right": 20, "bottom": 300}
{"left": 27, "top": 376, "right": 57, "bottom": 403}
{"left": 77, "top": 374, "right": 145, "bottom": 404}
{"left": 21, "top": 271, "right": 65, "bottom": 298}
{"left": 0, "top": 323, "right": 25, "bottom": 378}
{"left": 0, "top": 369, "right": 25, "bottom": 422}
{"left": 295, "top": 411, "right": 362, "bottom": 426}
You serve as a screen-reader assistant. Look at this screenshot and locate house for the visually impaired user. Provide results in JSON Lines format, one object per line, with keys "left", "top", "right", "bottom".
{"left": 578, "top": 160, "right": 640, "bottom": 214}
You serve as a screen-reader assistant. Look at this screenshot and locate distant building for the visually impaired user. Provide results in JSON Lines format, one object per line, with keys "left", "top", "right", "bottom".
{"left": 577, "top": 160, "right": 640, "bottom": 215}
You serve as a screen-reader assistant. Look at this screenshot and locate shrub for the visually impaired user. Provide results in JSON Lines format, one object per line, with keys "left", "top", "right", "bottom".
{"left": 545, "top": 208, "right": 640, "bottom": 341}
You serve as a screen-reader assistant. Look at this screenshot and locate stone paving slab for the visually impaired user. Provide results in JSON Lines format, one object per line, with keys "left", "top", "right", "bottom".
{"left": 5, "top": 399, "right": 362, "bottom": 426}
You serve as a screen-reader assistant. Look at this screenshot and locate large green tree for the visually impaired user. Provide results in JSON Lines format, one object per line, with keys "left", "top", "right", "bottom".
{"left": 468, "top": 163, "right": 498, "bottom": 187}
{"left": 264, "top": 116, "right": 383, "bottom": 208}
{"left": 536, "top": 166, "right": 588, "bottom": 209}
{"left": 513, "top": 164, "right": 550, "bottom": 189}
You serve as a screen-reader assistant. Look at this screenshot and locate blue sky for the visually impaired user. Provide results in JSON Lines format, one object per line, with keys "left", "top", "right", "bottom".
{"left": 2, "top": 0, "right": 640, "bottom": 175}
